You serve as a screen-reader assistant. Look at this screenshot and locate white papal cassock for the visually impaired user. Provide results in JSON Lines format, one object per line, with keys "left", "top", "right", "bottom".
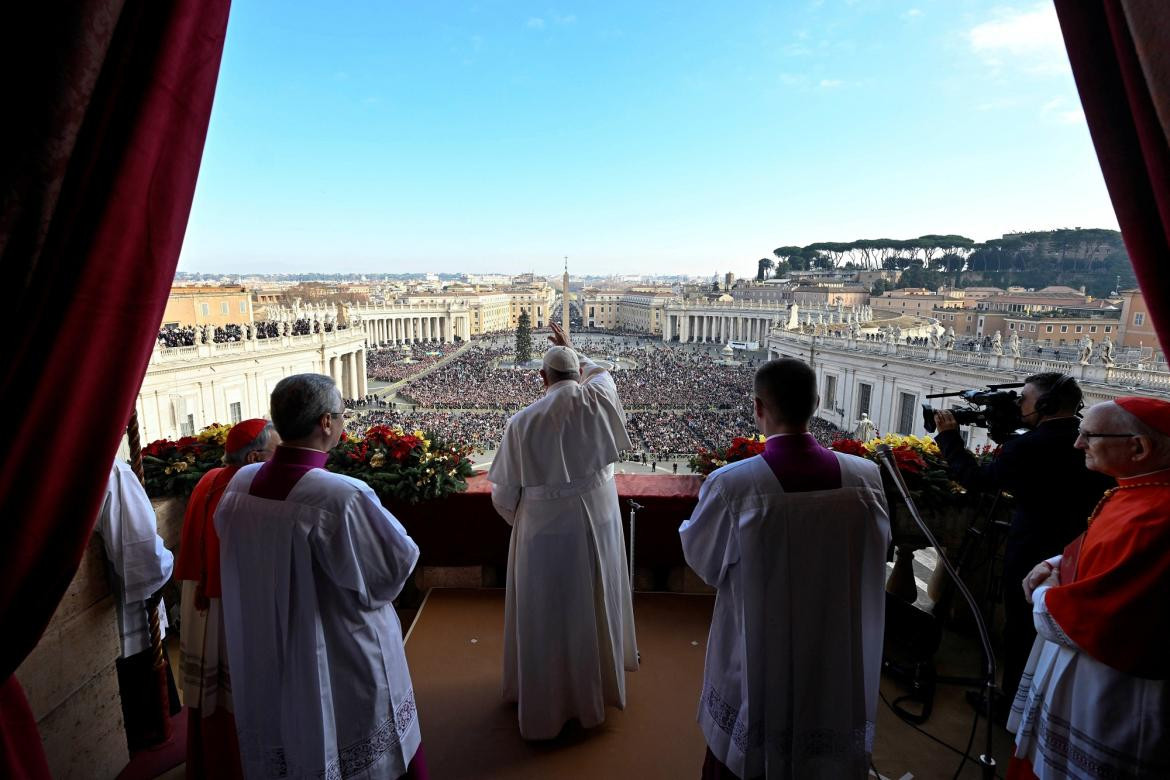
{"left": 680, "top": 453, "right": 890, "bottom": 779}
{"left": 215, "top": 461, "right": 421, "bottom": 779}
{"left": 489, "top": 355, "right": 639, "bottom": 740}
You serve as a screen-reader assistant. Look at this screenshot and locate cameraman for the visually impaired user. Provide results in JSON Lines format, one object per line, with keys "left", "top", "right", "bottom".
{"left": 932, "top": 372, "right": 1114, "bottom": 719}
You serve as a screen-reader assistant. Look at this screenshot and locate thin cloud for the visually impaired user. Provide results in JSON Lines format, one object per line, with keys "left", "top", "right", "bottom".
{"left": 903, "top": 8, "right": 922, "bottom": 19}
{"left": 819, "top": 79, "right": 843, "bottom": 89}
{"left": 1041, "top": 96, "right": 1085, "bottom": 125}
{"left": 526, "top": 17, "right": 545, "bottom": 29}
{"left": 968, "top": 3, "right": 1068, "bottom": 76}
{"left": 551, "top": 14, "right": 577, "bottom": 26}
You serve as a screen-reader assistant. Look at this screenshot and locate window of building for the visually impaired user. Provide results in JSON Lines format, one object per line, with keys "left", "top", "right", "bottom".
{"left": 221, "top": 302, "right": 229, "bottom": 314}
{"left": 897, "top": 392, "right": 916, "bottom": 435}
{"left": 1135, "top": 312, "right": 1145, "bottom": 326}
{"left": 240, "top": 301, "right": 247, "bottom": 313}
{"left": 1029, "top": 325, "right": 1036, "bottom": 332}
{"left": 1090, "top": 326, "right": 1097, "bottom": 333}
{"left": 1105, "top": 326, "right": 1112, "bottom": 333}
{"left": 1060, "top": 325, "right": 1068, "bottom": 333}
{"left": 857, "top": 383, "right": 872, "bottom": 417}
{"left": 1046, "top": 325, "right": 1054, "bottom": 333}
{"left": 1075, "top": 325, "right": 1083, "bottom": 333}
{"left": 181, "top": 414, "right": 195, "bottom": 437}
{"left": 229, "top": 401, "right": 242, "bottom": 424}
{"left": 824, "top": 375, "right": 837, "bottom": 412}
{"left": 200, "top": 303, "right": 210, "bottom": 316}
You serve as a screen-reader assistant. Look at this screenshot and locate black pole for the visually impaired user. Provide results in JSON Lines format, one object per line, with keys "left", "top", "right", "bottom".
{"left": 874, "top": 444, "right": 997, "bottom": 780}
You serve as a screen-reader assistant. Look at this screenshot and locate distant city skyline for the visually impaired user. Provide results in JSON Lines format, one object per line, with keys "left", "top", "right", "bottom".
{"left": 178, "top": 1, "right": 1119, "bottom": 278}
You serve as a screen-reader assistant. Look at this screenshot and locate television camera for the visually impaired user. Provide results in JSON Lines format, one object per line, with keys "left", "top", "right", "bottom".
{"left": 921, "top": 383, "right": 1024, "bottom": 444}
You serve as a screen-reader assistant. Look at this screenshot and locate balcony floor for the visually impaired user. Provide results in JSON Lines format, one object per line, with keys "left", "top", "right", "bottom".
{"left": 404, "top": 588, "right": 1014, "bottom": 779}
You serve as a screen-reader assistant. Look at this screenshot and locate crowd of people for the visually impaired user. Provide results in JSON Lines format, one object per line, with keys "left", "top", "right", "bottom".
{"left": 156, "top": 318, "right": 348, "bottom": 347}
{"left": 349, "top": 409, "right": 510, "bottom": 451}
{"left": 397, "top": 341, "right": 758, "bottom": 413}
{"left": 366, "top": 343, "right": 462, "bottom": 383}
{"left": 344, "top": 337, "right": 847, "bottom": 457}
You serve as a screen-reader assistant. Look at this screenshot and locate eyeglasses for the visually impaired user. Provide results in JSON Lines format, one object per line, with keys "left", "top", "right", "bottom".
{"left": 328, "top": 410, "right": 347, "bottom": 419}
{"left": 1076, "top": 429, "right": 1136, "bottom": 439}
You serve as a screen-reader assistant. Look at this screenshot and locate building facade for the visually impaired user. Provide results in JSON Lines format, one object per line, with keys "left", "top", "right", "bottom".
{"left": 136, "top": 327, "right": 369, "bottom": 443}
{"left": 161, "top": 285, "right": 254, "bottom": 328}
{"left": 765, "top": 327, "right": 1170, "bottom": 447}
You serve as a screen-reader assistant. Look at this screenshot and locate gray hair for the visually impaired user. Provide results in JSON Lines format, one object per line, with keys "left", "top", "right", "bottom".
{"left": 223, "top": 422, "right": 276, "bottom": 466}
{"left": 1109, "top": 402, "right": 1170, "bottom": 462}
{"left": 270, "top": 373, "right": 340, "bottom": 441}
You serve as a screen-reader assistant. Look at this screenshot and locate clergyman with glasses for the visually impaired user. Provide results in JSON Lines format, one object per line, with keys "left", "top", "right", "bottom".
{"left": 932, "top": 372, "right": 1114, "bottom": 720}
{"left": 1009, "top": 396, "right": 1170, "bottom": 778}
{"left": 213, "top": 373, "right": 428, "bottom": 778}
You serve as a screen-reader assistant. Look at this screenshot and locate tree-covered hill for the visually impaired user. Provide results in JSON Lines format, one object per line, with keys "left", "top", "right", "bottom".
{"left": 758, "top": 228, "right": 1133, "bottom": 297}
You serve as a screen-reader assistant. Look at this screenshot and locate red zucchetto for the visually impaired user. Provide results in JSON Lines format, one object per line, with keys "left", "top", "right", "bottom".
{"left": 225, "top": 418, "right": 270, "bottom": 453}
{"left": 1114, "top": 396, "right": 1170, "bottom": 437}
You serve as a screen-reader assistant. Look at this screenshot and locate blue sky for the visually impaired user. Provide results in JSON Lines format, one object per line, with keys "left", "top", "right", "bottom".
{"left": 178, "top": 0, "right": 1119, "bottom": 278}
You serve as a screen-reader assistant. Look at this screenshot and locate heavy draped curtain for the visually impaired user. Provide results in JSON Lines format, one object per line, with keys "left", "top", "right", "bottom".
{"left": 0, "top": 1, "right": 230, "bottom": 776}
{"left": 1055, "top": 0, "right": 1170, "bottom": 353}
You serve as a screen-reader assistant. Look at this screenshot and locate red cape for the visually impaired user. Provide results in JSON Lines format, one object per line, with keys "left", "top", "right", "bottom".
{"left": 1048, "top": 469, "right": 1170, "bottom": 679}
{"left": 173, "top": 466, "right": 238, "bottom": 598}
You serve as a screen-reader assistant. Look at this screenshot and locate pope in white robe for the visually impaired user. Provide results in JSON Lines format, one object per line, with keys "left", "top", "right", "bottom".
{"left": 680, "top": 357, "right": 890, "bottom": 779}
{"left": 489, "top": 326, "right": 639, "bottom": 740}
{"left": 215, "top": 372, "right": 423, "bottom": 780}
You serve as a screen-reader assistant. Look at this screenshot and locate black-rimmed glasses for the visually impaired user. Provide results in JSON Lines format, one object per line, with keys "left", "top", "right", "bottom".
{"left": 1076, "top": 430, "right": 1136, "bottom": 439}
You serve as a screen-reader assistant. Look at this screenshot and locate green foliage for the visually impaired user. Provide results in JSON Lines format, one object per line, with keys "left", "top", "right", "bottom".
{"left": 766, "top": 229, "right": 1131, "bottom": 292}
{"left": 756, "top": 257, "right": 774, "bottom": 281}
{"left": 141, "top": 423, "right": 232, "bottom": 498}
{"left": 515, "top": 309, "right": 532, "bottom": 364}
{"left": 327, "top": 425, "right": 476, "bottom": 506}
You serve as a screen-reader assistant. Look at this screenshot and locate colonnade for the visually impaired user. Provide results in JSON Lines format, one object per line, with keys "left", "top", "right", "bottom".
{"left": 663, "top": 313, "right": 776, "bottom": 344}
{"left": 361, "top": 313, "right": 472, "bottom": 345}
{"left": 328, "top": 348, "right": 367, "bottom": 400}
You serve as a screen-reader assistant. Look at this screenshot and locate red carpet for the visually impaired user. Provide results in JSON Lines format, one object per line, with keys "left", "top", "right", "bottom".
{"left": 115, "top": 708, "right": 187, "bottom": 780}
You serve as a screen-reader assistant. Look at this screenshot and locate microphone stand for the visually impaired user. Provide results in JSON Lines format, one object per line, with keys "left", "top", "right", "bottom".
{"left": 626, "top": 499, "right": 643, "bottom": 584}
{"left": 874, "top": 444, "right": 997, "bottom": 780}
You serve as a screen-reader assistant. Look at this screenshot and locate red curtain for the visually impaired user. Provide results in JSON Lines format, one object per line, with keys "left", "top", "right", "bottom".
{"left": 1055, "top": 1, "right": 1170, "bottom": 354}
{"left": 0, "top": 0, "right": 230, "bottom": 774}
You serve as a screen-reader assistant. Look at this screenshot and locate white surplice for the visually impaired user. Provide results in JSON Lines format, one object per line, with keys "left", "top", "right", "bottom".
{"left": 1008, "top": 573, "right": 1170, "bottom": 779}
{"left": 488, "top": 356, "right": 639, "bottom": 740}
{"left": 680, "top": 454, "right": 890, "bottom": 779}
{"left": 96, "top": 460, "right": 173, "bottom": 658}
{"left": 215, "top": 467, "right": 421, "bottom": 780}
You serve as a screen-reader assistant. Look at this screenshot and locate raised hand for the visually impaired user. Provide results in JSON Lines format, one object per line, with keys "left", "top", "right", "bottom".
{"left": 548, "top": 322, "right": 573, "bottom": 349}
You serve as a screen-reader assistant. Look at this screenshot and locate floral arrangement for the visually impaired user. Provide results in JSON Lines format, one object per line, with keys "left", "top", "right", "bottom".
{"left": 142, "top": 423, "right": 232, "bottom": 497}
{"left": 688, "top": 435, "right": 766, "bottom": 476}
{"left": 829, "top": 433, "right": 960, "bottom": 511}
{"left": 141, "top": 422, "right": 476, "bottom": 505}
{"left": 327, "top": 424, "right": 476, "bottom": 505}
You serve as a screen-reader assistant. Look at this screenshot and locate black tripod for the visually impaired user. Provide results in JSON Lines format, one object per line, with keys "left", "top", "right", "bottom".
{"left": 876, "top": 445, "right": 998, "bottom": 780}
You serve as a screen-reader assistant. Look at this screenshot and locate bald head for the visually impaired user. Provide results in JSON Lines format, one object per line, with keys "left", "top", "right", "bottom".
{"left": 1076, "top": 401, "right": 1170, "bottom": 477}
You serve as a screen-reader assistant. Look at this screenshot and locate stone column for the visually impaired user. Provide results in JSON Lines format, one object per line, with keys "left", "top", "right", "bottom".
{"left": 357, "top": 349, "right": 367, "bottom": 397}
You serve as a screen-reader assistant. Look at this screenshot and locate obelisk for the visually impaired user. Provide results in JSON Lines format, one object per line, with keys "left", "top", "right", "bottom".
{"left": 562, "top": 256, "right": 570, "bottom": 337}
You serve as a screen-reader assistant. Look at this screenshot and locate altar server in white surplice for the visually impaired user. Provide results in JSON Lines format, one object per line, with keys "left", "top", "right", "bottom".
{"left": 215, "top": 373, "right": 426, "bottom": 779}
{"left": 681, "top": 358, "right": 890, "bottom": 779}
{"left": 489, "top": 322, "right": 639, "bottom": 740}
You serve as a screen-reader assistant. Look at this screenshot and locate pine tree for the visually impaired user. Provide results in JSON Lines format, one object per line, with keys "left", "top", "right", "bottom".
{"left": 515, "top": 309, "right": 532, "bottom": 364}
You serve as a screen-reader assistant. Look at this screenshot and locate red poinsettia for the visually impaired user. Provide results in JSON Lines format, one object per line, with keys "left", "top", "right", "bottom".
{"left": 829, "top": 437, "right": 869, "bottom": 457}
{"left": 889, "top": 444, "right": 927, "bottom": 475}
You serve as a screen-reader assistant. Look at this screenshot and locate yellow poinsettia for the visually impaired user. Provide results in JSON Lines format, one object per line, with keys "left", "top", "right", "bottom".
{"left": 198, "top": 423, "right": 231, "bottom": 445}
